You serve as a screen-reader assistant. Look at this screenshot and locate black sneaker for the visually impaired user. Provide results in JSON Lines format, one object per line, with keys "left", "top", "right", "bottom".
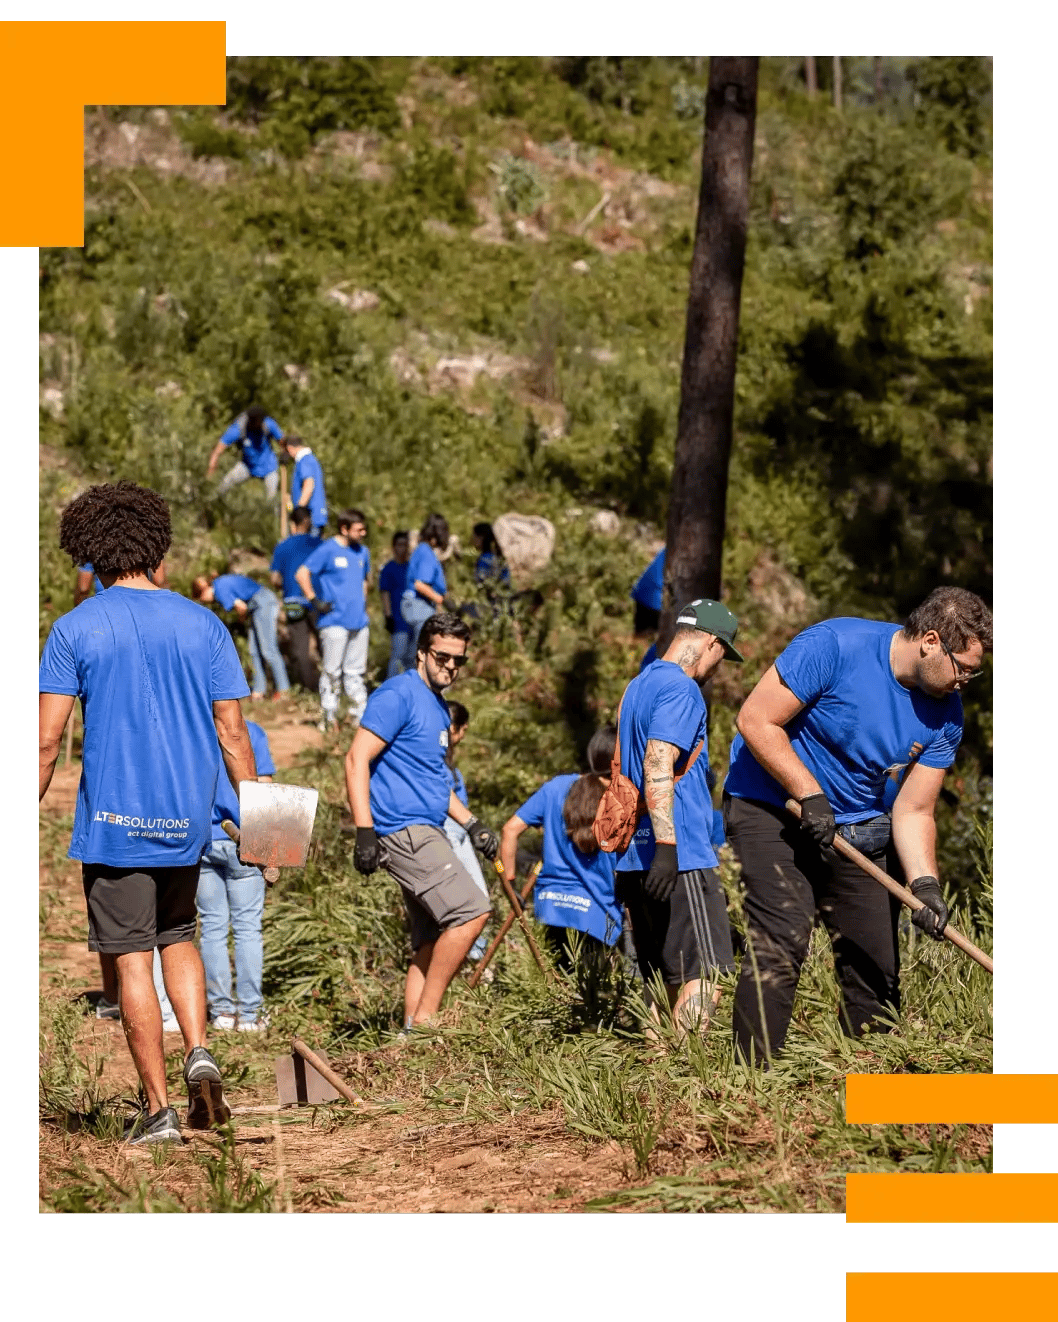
{"left": 123, "top": 1106, "right": 184, "bottom": 1146}
{"left": 182, "top": 1046, "right": 231, "bottom": 1130}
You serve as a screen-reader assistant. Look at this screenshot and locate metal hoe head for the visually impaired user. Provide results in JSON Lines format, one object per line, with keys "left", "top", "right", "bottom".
{"left": 237, "top": 781, "right": 319, "bottom": 870}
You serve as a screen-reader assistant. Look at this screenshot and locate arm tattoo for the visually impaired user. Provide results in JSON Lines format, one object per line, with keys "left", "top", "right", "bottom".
{"left": 643, "top": 738, "right": 679, "bottom": 843}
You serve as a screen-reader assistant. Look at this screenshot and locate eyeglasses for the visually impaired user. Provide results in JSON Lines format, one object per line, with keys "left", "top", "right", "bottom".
{"left": 940, "top": 640, "right": 984, "bottom": 682}
{"left": 428, "top": 648, "right": 468, "bottom": 670}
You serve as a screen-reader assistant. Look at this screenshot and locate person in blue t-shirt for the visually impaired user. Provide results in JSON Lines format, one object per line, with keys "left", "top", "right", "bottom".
{"left": 270, "top": 506, "right": 321, "bottom": 691}
{"left": 638, "top": 640, "right": 658, "bottom": 673}
{"left": 379, "top": 530, "right": 412, "bottom": 679}
{"left": 399, "top": 513, "right": 450, "bottom": 668}
{"left": 631, "top": 546, "right": 665, "bottom": 637}
{"left": 346, "top": 613, "right": 501, "bottom": 1033}
{"left": 472, "top": 522, "right": 511, "bottom": 588}
{"left": 281, "top": 434, "right": 328, "bottom": 535}
{"left": 613, "top": 598, "right": 743, "bottom": 1039}
{"left": 724, "top": 587, "right": 993, "bottom": 1065}
{"left": 500, "top": 726, "right": 622, "bottom": 976}
{"left": 197, "top": 720, "right": 276, "bottom": 1033}
{"left": 441, "top": 701, "right": 490, "bottom": 964}
{"left": 206, "top": 405, "right": 283, "bottom": 498}
{"left": 192, "top": 571, "right": 290, "bottom": 701}
{"left": 39, "top": 481, "right": 258, "bottom": 1145}
{"left": 296, "top": 508, "right": 372, "bottom": 730}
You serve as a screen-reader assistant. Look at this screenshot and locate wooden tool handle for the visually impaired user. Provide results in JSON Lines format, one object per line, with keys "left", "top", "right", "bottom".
{"left": 494, "top": 858, "right": 549, "bottom": 977}
{"left": 468, "top": 863, "right": 542, "bottom": 989}
{"left": 783, "top": 800, "right": 993, "bottom": 974}
{"left": 292, "top": 1037, "right": 369, "bottom": 1108}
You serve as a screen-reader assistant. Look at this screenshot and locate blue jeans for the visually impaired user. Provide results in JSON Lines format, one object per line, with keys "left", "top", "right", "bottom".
{"left": 837, "top": 814, "right": 891, "bottom": 859}
{"left": 444, "top": 817, "right": 489, "bottom": 959}
{"left": 399, "top": 590, "right": 436, "bottom": 667}
{"left": 196, "top": 838, "right": 265, "bottom": 1021}
{"left": 248, "top": 587, "right": 290, "bottom": 696}
{"left": 387, "top": 628, "right": 412, "bottom": 678}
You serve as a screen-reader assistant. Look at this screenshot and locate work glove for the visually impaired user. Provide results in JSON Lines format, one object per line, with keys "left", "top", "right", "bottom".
{"left": 354, "top": 827, "right": 382, "bottom": 875}
{"left": 465, "top": 815, "right": 499, "bottom": 861}
{"left": 910, "top": 876, "right": 948, "bottom": 940}
{"left": 312, "top": 599, "right": 334, "bottom": 617}
{"left": 798, "top": 793, "right": 836, "bottom": 847}
{"left": 644, "top": 841, "right": 679, "bottom": 903}
{"left": 385, "top": 614, "right": 397, "bottom": 635}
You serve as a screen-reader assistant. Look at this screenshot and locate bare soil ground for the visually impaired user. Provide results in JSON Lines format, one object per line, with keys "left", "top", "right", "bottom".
{"left": 39, "top": 703, "right": 633, "bottom": 1213}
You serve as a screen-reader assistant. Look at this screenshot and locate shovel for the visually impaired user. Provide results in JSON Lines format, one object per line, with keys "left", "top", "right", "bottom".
{"left": 237, "top": 780, "right": 319, "bottom": 872}
{"left": 784, "top": 799, "right": 993, "bottom": 974}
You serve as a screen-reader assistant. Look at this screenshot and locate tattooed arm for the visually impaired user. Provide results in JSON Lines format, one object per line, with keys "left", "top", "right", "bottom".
{"left": 642, "top": 738, "right": 680, "bottom": 845}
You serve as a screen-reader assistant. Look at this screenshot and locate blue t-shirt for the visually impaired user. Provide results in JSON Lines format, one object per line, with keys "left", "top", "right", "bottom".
{"left": 631, "top": 548, "right": 665, "bottom": 612}
{"left": 379, "top": 559, "right": 411, "bottom": 632}
{"left": 211, "top": 720, "right": 277, "bottom": 842}
{"left": 615, "top": 661, "right": 717, "bottom": 874}
{"left": 39, "top": 588, "right": 250, "bottom": 866}
{"left": 475, "top": 552, "right": 510, "bottom": 586}
{"left": 270, "top": 533, "right": 321, "bottom": 604}
{"left": 638, "top": 642, "right": 658, "bottom": 673}
{"left": 445, "top": 763, "right": 469, "bottom": 809}
{"left": 213, "top": 574, "right": 263, "bottom": 613}
{"left": 517, "top": 773, "right": 621, "bottom": 946}
{"left": 724, "top": 619, "right": 964, "bottom": 823}
{"left": 291, "top": 449, "right": 327, "bottom": 527}
{"left": 406, "top": 542, "right": 446, "bottom": 603}
{"left": 361, "top": 670, "right": 453, "bottom": 836}
{"left": 220, "top": 413, "right": 282, "bottom": 478}
{"left": 300, "top": 537, "right": 371, "bottom": 631}
{"left": 80, "top": 563, "right": 106, "bottom": 597}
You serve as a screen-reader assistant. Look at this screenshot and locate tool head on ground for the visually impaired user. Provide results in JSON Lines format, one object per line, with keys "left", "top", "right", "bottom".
{"left": 275, "top": 1048, "right": 341, "bottom": 1107}
{"left": 238, "top": 781, "right": 319, "bottom": 870}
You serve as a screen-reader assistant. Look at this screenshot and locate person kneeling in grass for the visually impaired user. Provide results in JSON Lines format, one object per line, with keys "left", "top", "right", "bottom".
{"left": 345, "top": 613, "right": 500, "bottom": 1034}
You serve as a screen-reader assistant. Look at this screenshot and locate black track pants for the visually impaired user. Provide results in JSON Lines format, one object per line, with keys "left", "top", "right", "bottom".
{"left": 724, "top": 795, "right": 902, "bottom": 1064}
{"left": 286, "top": 617, "right": 319, "bottom": 691}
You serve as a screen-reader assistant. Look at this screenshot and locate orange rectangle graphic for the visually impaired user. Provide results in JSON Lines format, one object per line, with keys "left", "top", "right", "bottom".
{"left": 848, "top": 1274, "right": 1058, "bottom": 1320}
{"left": 847, "top": 1173, "right": 1058, "bottom": 1222}
{"left": 846, "top": 1074, "right": 1058, "bottom": 1124}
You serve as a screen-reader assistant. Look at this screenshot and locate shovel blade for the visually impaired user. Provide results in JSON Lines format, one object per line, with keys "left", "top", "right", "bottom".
{"left": 238, "top": 781, "right": 319, "bottom": 869}
{"left": 275, "top": 1050, "right": 340, "bottom": 1107}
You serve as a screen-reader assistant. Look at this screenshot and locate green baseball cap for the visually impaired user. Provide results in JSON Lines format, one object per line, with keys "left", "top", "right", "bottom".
{"left": 675, "top": 598, "right": 744, "bottom": 662}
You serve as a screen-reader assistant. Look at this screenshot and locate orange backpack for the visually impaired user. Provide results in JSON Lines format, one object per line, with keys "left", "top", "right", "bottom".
{"left": 592, "top": 683, "right": 704, "bottom": 854}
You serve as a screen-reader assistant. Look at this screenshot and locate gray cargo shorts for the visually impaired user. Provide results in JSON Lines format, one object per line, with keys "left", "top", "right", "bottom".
{"left": 381, "top": 823, "right": 492, "bottom": 951}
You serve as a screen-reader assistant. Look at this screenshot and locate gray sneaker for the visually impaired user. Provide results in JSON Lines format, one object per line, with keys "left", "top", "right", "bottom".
{"left": 96, "top": 996, "right": 120, "bottom": 1021}
{"left": 182, "top": 1046, "right": 231, "bottom": 1130}
{"left": 124, "top": 1106, "right": 184, "bottom": 1146}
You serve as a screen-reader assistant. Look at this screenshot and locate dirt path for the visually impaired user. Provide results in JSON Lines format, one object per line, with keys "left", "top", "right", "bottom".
{"left": 39, "top": 704, "right": 635, "bottom": 1213}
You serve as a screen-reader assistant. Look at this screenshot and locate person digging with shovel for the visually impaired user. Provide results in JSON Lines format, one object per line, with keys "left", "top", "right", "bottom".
{"left": 723, "top": 586, "right": 993, "bottom": 1066}
{"left": 39, "top": 481, "right": 258, "bottom": 1145}
{"left": 345, "top": 612, "right": 500, "bottom": 1038}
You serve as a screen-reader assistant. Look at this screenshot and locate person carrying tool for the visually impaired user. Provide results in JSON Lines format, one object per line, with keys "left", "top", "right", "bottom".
{"left": 197, "top": 719, "right": 275, "bottom": 1033}
{"left": 612, "top": 599, "right": 742, "bottom": 1037}
{"left": 346, "top": 612, "right": 500, "bottom": 1033}
{"left": 499, "top": 725, "right": 622, "bottom": 972}
{"left": 295, "top": 508, "right": 372, "bottom": 731}
{"left": 281, "top": 434, "right": 328, "bottom": 535}
{"left": 270, "top": 506, "right": 322, "bottom": 691}
{"left": 723, "top": 586, "right": 993, "bottom": 1065}
{"left": 379, "top": 530, "right": 412, "bottom": 678}
{"left": 39, "top": 480, "right": 257, "bottom": 1145}
{"left": 191, "top": 571, "right": 290, "bottom": 701}
{"left": 206, "top": 405, "right": 284, "bottom": 498}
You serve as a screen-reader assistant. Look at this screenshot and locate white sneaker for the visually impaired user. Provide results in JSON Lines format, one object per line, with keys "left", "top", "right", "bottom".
{"left": 162, "top": 1015, "right": 181, "bottom": 1033}
{"left": 237, "top": 1012, "right": 271, "bottom": 1033}
{"left": 211, "top": 1013, "right": 236, "bottom": 1031}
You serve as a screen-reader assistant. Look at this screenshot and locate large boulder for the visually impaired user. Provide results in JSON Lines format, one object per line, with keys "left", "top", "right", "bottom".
{"left": 493, "top": 513, "right": 555, "bottom": 577}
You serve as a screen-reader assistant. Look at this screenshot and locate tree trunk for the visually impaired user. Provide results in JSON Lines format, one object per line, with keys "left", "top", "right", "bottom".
{"left": 832, "top": 55, "right": 843, "bottom": 111}
{"left": 805, "top": 56, "right": 817, "bottom": 99}
{"left": 659, "top": 57, "right": 759, "bottom": 649}
{"left": 873, "top": 56, "right": 883, "bottom": 103}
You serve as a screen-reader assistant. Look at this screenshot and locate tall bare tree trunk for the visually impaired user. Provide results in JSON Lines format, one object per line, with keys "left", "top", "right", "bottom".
{"left": 805, "top": 56, "right": 817, "bottom": 99}
{"left": 659, "top": 57, "right": 759, "bottom": 647}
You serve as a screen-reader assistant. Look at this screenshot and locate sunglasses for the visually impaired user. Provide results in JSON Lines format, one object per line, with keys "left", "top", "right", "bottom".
{"left": 428, "top": 648, "right": 468, "bottom": 670}
{"left": 940, "top": 640, "right": 984, "bottom": 683}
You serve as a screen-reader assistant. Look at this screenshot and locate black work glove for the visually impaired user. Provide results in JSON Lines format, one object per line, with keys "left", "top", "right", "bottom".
{"left": 910, "top": 876, "right": 948, "bottom": 940}
{"left": 354, "top": 827, "right": 381, "bottom": 875}
{"left": 313, "top": 599, "right": 334, "bottom": 617}
{"left": 465, "top": 815, "right": 499, "bottom": 861}
{"left": 385, "top": 614, "right": 396, "bottom": 635}
{"left": 798, "top": 793, "right": 836, "bottom": 847}
{"left": 644, "top": 841, "right": 679, "bottom": 903}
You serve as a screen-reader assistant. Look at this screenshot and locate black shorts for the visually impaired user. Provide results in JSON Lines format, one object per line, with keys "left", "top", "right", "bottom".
{"left": 82, "top": 862, "right": 200, "bottom": 954}
{"left": 633, "top": 601, "right": 661, "bottom": 637}
{"left": 616, "top": 868, "right": 736, "bottom": 987}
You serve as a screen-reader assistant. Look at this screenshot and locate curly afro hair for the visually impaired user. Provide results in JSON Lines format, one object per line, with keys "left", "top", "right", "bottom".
{"left": 59, "top": 481, "right": 172, "bottom": 578}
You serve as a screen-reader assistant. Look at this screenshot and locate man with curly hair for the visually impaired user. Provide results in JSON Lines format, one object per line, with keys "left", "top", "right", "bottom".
{"left": 39, "top": 481, "right": 258, "bottom": 1145}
